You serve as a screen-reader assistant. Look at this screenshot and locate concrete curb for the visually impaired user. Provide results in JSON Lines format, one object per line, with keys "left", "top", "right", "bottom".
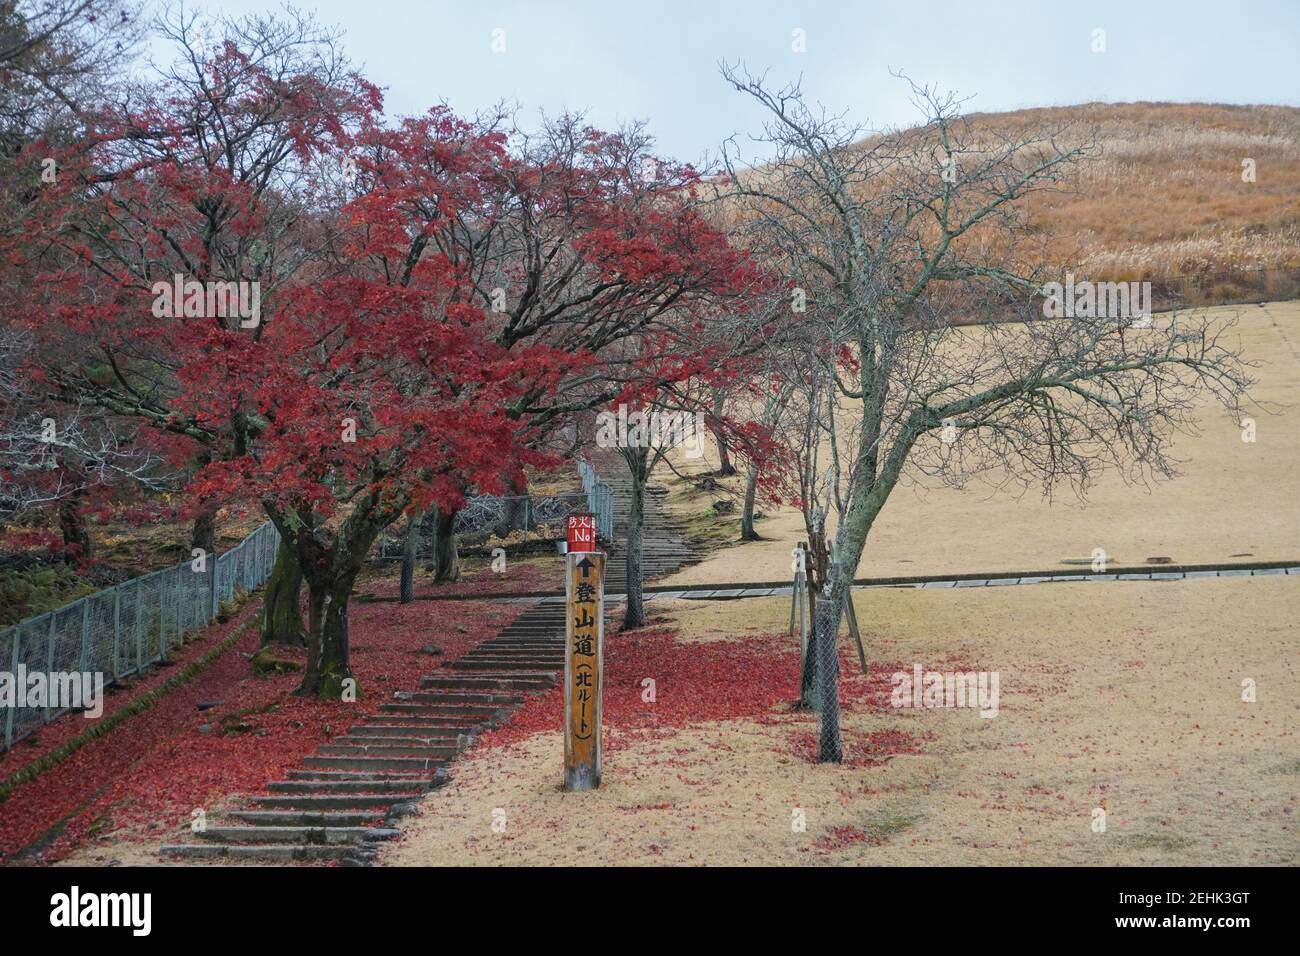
{"left": 362, "top": 559, "right": 1300, "bottom": 603}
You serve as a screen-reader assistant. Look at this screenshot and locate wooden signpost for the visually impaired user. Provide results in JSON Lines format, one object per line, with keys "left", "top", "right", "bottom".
{"left": 564, "top": 514, "right": 604, "bottom": 791}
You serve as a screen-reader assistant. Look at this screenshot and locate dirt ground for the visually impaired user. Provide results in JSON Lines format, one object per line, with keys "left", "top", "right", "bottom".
{"left": 658, "top": 300, "right": 1300, "bottom": 586}
{"left": 382, "top": 575, "right": 1299, "bottom": 866}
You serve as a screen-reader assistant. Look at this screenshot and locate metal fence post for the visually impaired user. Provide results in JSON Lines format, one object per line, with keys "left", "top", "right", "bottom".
{"left": 112, "top": 588, "right": 121, "bottom": 680}
{"left": 78, "top": 599, "right": 90, "bottom": 675}
{"left": 159, "top": 574, "right": 169, "bottom": 660}
{"left": 135, "top": 581, "right": 144, "bottom": 673}
{"left": 44, "top": 616, "right": 56, "bottom": 723}
{"left": 45, "top": 614, "right": 56, "bottom": 721}
{"left": 178, "top": 572, "right": 187, "bottom": 644}
{"left": 4, "top": 630, "right": 18, "bottom": 749}
{"left": 174, "top": 568, "right": 184, "bottom": 646}
{"left": 209, "top": 552, "right": 220, "bottom": 622}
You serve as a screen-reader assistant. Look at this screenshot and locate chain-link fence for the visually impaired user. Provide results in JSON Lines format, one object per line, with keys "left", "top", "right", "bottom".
{"left": 578, "top": 461, "right": 615, "bottom": 541}
{"left": 376, "top": 491, "right": 611, "bottom": 559}
{"left": 2, "top": 521, "right": 279, "bottom": 751}
{"left": 376, "top": 467, "right": 615, "bottom": 559}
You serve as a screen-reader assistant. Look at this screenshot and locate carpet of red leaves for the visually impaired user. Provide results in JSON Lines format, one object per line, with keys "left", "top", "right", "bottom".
{"left": 477, "top": 623, "right": 929, "bottom": 765}
{"left": 0, "top": 596, "right": 520, "bottom": 863}
{"left": 358, "top": 554, "right": 564, "bottom": 600}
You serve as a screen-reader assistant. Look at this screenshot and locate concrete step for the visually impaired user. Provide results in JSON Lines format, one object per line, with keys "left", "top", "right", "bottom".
{"left": 351, "top": 719, "right": 480, "bottom": 734}
{"left": 452, "top": 655, "right": 563, "bottom": 664}
{"left": 450, "top": 659, "right": 564, "bottom": 671}
{"left": 266, "top": 779, "right": 431, "bottom": 795}
{"left": 194, "top": 825, "right": 400, "bottom": 845}
{"left": 160, "top": 844, "right": 369, "bottom": 863}
{"left": 284, "top": 768, "right": 433, "bottom": 781}
{"left": 302, "top": 755, "right": 446, "bottom": 773}
{"left": 226, "top": 810, "right": 385, "bottom": 827}
{"left": 342, "top": 726, "right": 467, "bottom": 740}
{"left": 317, "top": 743, "right": 460, "bottom": 759}
{"left": 471, "top": 642, "right": 562, "bottom": 650}
{"left": 251, "top": 794, "right": 425, "bottom": 811}
{"left": 461, "top": 652, "right": 563, "bottom": 662}
{"left": 419, "top": 674, "right": 556, "bottom": 691}
{"left": 392, "top": 690, "right": 520, "bottom": 705}
{"left": 458, "top": 648, "right": 563, "bottom": 657}
{"left": 377, "top": 702, "right": 503, "bottom": 717}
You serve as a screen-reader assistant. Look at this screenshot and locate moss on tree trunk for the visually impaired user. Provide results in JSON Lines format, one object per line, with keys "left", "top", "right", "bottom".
{"left": 260, "top": 537, "right": 304, "bottom": 647}
{"left": 298, "top": 575, "right": 356, "bottom": 699}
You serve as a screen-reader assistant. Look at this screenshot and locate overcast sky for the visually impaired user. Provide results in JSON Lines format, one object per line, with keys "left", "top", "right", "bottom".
{"left": 151, "top": 0, "right": 1299, "bottom": 165}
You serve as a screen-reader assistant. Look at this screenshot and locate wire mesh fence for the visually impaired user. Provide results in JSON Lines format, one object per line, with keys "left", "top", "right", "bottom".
{"left": 578, "top": 461, "right": 615, "bottom": 541}
{"left": 1, "top": 521, "right": 279, "bottom": 751}
{"left": 376, "top": 468, "right": 615, "bottom": 559}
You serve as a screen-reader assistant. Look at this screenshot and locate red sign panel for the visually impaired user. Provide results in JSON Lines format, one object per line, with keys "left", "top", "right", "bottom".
{"left": 566, "top": 513, "right": 598, "bottom": 553}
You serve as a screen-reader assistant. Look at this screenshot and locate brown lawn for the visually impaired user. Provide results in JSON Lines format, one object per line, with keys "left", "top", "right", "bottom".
{"left": 382, "top": 575, "right": 1299, "bottom": 866}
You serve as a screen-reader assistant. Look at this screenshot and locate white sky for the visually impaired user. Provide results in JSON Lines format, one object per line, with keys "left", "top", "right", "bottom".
{"left": 150, "top": 0, "right": 1300, "bottom": 165}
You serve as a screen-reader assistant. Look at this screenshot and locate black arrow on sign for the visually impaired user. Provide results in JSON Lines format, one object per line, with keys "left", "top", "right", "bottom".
{"left": 577, "top": 555, "right": 595, "bottom": 578}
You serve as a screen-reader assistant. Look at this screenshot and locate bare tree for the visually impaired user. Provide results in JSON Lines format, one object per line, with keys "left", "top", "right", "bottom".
{"left": 0, "top": 0, "right": 142, "bottom": 134}
{"left": 0, "top": 327, "right": 175, "bottom": 558}
{"left": 718, "top": 65, "right": 1255, "bottom": 762}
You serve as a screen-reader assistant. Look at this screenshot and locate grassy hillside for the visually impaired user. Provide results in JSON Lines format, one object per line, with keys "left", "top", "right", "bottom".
{"left": 971, "top": 102, "right": 1300, "bottom": 305}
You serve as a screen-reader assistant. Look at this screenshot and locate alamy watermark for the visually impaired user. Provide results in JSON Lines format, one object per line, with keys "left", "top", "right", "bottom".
{"left": 1041, "top": 273, "right": 1152, "bottom": 327}
{"left": 595, "top": 405, "right": 706, "bottom": 458}
{"left": 151, "top": 274, "right": 261, "bottom": 328}
{"left": 890, "top": 664, "right": 1000, "bottom": 718}
{"left": 0, "top": 666, "right": 104, "bottom": 719}
{"left": 50, "top": 886, "right": 150, "bottom": 936}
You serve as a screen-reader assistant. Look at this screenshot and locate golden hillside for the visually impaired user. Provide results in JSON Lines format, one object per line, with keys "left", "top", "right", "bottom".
{"left": 977, "top": 102, "right": 1300, "bottom": 304}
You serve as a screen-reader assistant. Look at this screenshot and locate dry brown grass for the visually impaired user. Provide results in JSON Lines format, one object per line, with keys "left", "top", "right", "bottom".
{"left": 948, "top": 103, "right": 1300, "bottom": 301}
{"left": 717, "top": 102, "right": 1300, "bottom": 308}
{"left": 1003, "top": 103, "right": 1300, "bottom": 300}
{"left": 382, "top": 577, "right": 1298, "bottom": 866}
{"left": 659, "top": 300, "right": 1300, "bottom": 586}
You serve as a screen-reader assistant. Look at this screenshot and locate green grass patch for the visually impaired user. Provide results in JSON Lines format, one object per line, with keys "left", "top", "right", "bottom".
{"left": 859, "top": 809, "right": 922, "bottom": 843}
{"left": 1114, "top": 832, "right": 1196, "bottom": 852}
{"left": 0, "top": 564, "right": 94, "bottom": 626}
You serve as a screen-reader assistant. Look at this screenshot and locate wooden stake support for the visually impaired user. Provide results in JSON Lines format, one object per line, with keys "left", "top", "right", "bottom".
{"left": 790, "top": 538, "right": 867, "bottom": 673}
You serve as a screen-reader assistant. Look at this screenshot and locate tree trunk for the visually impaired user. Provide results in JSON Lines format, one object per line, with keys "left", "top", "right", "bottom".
{"left": 711, "top": 391, "right": 736, "bottom": 476}
{"left": 813, "top": 592, "right": 844, "bottom": 763}
{"left": 298, "top": 572, "right": 356, "bottom": 699}
{"left": 58, "top": 491, "right": 91, "bottom": 562}
{"left": 399, "top": 508, "right": 424, "bottom": 603}
{"left": 622, "top": 455, "right": 648, "bottom": 629}
{"left": 739, "top": 465, "right": 761, "bottom": 540}
{"left": 715, "top": 437, "right": 736, "bottom": 476}
{"left": 433, "top": 507, "right": 459, "bottom": 583}
{"left": 260, "top": 537, "right": 304, "bottom": 647}
{"left": 190, "top": 508, "right": 218, "bottom": 559}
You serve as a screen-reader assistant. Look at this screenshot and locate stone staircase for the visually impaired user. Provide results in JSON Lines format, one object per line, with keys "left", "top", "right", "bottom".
{"left": 159, "top": 600, "right": 568, "bottom": 865}
{"left": 155, "top": 465, "right": 693, "bottom": 864}
{"left": 600, "top": 471, "right": 698, "bottom": 588}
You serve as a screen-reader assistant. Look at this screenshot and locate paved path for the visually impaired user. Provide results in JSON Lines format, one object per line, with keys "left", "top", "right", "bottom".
{"left": 637, "top": 562, "right": 1300, "bottom": 602}
{"left": 452, "top": 560, "right": 1300, "bottom": 604}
